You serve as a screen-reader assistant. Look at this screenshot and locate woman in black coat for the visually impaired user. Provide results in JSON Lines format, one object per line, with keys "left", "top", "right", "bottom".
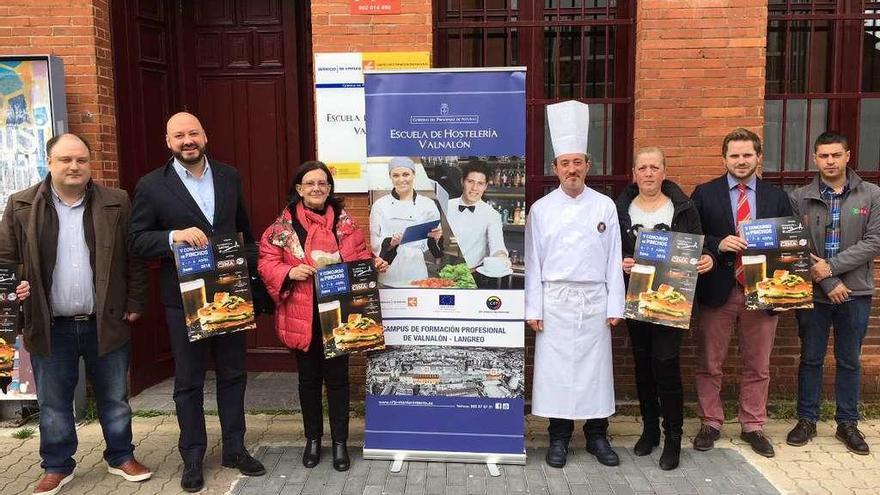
{"left": 615, "top": 147, "right": 714, "bottom": 470}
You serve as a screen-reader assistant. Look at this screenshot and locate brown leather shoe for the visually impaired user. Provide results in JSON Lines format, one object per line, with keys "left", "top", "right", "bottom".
{"left": 692, "top": 424, "right": 720, "bottom": 451}
{"left": 33, "top": 472, "right": 74, "bottom": 495}
{"left": 836, "top": 422, "right": 870, "bottom": 455}
{"left": 108, "top": 458, "right": 153, "bottom": 482}
{"left": 740, "top": 430, "right": 776, "bottom": 458}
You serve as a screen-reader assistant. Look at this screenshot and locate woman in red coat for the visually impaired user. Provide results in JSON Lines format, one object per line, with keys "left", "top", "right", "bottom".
{"left": 258, "top": 161, "right": 387, "bottom": 472}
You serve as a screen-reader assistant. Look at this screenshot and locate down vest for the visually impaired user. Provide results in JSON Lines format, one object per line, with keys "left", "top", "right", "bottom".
{"left": 258, "top": 206, "right": 372, "bottom": 350}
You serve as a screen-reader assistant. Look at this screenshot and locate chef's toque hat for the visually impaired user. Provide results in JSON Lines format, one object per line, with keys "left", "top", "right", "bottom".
{"left": 547, "top": 100, "right": 590, "bottom": 158}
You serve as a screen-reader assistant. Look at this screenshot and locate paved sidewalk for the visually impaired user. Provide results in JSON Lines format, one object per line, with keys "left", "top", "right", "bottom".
{"left": 1, "top": 414, "right": 879, "bottom": 494}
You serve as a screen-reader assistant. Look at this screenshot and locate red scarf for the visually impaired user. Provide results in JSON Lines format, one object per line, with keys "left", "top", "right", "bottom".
{"left": 295, "top": 201, "right": 341, "bottom": 267}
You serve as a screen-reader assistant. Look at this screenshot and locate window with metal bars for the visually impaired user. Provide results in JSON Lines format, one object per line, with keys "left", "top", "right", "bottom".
{"left": 765, "top": 0, "right": 880, "bottom": 188}
{"left": 433, "top": 0, "right": 635, "bottom": 204}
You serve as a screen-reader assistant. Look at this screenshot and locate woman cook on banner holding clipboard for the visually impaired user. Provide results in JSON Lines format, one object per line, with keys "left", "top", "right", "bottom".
{"left": 369, "top": 156, "right": 443, "bottom": 285}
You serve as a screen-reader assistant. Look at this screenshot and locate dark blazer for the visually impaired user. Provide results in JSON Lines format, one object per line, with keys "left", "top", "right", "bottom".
{"left": 0, "top": 177, "right": 148, "bottom": 356}
{"left": 127, "top": 157, "right": 255, "bottom": 307}
{"left": 691, "top": 174, "right": 793, "bottom": 308}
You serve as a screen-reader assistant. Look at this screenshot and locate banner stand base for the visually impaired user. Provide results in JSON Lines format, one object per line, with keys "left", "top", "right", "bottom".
{"left": 486, "top": 463, "right": 500, "bottom": 477}
{"left": 364, "top": 448, "right": 526, "bottom": 466}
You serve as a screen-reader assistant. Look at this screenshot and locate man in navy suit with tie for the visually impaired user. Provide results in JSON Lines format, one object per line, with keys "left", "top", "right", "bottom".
{"left": 128, "top": 112, "right": 265, "bottom": 492}
{"left": 690, "top": 128, "right": 792, "bottom": 458}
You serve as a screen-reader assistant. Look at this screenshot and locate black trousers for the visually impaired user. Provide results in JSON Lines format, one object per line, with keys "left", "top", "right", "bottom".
{"left": 627, "top": 319, "right": 684, "bottom": 434}
{"left": 166, "top": 306, "right": 247, "bottom": 464}
{"left": 294, "top": 318, "right": 350, "bottom": 442}
{"left": 548, "top": 417, "right": 609, "bottom": 442}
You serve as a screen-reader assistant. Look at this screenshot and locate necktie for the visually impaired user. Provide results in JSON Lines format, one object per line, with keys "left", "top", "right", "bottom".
{"left": 458, "top": 204, "right": 475, "bottom": 212}
{"left": 734, "top": 183, "right": 751, "bottom": 286}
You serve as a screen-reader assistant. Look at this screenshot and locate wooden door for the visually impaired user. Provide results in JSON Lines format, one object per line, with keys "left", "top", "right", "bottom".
{"left": 179, "top": 0, "right": 308, "bottom": 369}
{"left": 112, "top": 0, "right": 181, "bottom": 393}
{"left": 113, "top": 0, "right": 315, "bottom": 392}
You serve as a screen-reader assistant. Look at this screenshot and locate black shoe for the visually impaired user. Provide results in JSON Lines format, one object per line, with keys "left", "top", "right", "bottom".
{"left": 659, "top": 432, "right": 681, "bottom": 471}
{"left": 222, "top": 451, "right": 266, "bottom": 476}
{"left": 693, "top": 424, "right": 720, "bottom": 451}
{"left": 180, "top": 462, "right": 204, "bottom": 493}
{"left": 302, "top": 438, "right": 321, "bottom": 468}
{"left": 586, "top": 435, "right": 619, "bottom": 467}
{"left": 740, "top": 430, "right": 775, "bottom": 458}
{"left": 332, "top": 441, "right": 350, "bottom": 472}
{"left": 836, "top": 422, "right": 870, "bottom": 455}
{"left": 633, "top": 428, "right": 660, "bottom": 456}
{"left": 786, "top": 419, "right": 817, "bottom": 447}
{"left": 545, "top": 439, "right": 568, "bottom": 468}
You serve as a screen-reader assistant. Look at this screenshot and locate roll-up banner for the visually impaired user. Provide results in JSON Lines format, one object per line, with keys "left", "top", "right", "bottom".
{"left": 363, "top": 68, "right": 527, "bottom": 464}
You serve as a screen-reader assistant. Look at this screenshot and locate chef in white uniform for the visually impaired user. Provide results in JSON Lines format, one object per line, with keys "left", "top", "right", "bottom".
{"left": 525, "top": 100, "right": 625, "bottom": 468}
{"left": 446, "top": 161, "right": 508, "bottom": 269}
{"left": 370, "top": 157, "right": 443, "bottom": 286}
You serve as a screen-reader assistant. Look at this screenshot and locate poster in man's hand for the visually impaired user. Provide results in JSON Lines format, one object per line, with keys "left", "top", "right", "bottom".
{"left": 624, "top": 230, "right": 704, "bottom": 329}
{"left": 173, "top": 234, "right": 257, "bottom": 342}
{"left": 315, "top": 260, "right": 385, "bottom": 359}
{"left": 0, "top": 264, "right": 19, "bottom": 385}
{"left": 740, "top": 217, "right": 813, "bottom": 311}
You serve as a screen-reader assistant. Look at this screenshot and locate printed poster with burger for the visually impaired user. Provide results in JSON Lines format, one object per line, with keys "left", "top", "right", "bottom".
{"left": 0, "top": 265, "right": 19, "bottom": 389}
{"left": 740, "top": 217, "right": 813, "bottom": 311}
{"left": 315, "top": 260, "right": 385, "bottom": 359}
{"left": 625, "top": 230, "right": 704, "bottom": 329}
{"left": 173, "top": 234, "right": 256, "bottom": 342}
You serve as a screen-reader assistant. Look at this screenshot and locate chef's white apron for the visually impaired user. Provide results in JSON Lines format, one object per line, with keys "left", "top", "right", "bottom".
{"left": 531, "top": 281, "right": 615, "bottom": 420}
{"left": 380, "top": 244, "right": 428, "bottom": 285}
{"left": 375, "top": 198, "right": 435, "bottom": 286}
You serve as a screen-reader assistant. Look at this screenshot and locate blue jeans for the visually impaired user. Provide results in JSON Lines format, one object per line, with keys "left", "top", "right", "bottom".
{"left": 795, "top": 296, "right": 871, "bottom": 424}
{"left": 30, "top": 318, "right": 134, "bottom": 474}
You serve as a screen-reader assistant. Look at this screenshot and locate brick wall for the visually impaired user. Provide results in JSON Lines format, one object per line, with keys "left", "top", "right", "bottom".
{"left": 629, "top": 0, "right": 880, "bottom": 402}
{"left": 8, "top": 0, "right": 874, "bottom": 404}
{"left": 311, "top": 0, "right": 432, "bottom": 53}
{"left": 0, "top": 0, "right": 118, "bottom": 187}
{"left": 633, "top": 0, "right": 767, "bottom": 192}
{"left": 311, "top": 0, "right": 432, "bottom": 229}
{"left": 311, "top": 1, "right": 432, "bottom": 392}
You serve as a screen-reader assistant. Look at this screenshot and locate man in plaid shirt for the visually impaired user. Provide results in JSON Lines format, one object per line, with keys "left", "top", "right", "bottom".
{"left": 788, "top": 132, "right": 880, "bottom": 454}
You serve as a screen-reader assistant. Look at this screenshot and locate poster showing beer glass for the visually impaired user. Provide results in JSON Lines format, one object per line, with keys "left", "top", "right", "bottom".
{"left": 624, "top": 230, "right": 704, "bottom": 330}
{"left": 0, "top": 265, "right": 18, "bottom": 389}
{"left": 740, "top": 217, "right": 813, "bottom": 310}
{"left": 173, "top": 234, "right": 256, "bottom": 342}
{"left": 315, "top": 260, "right": 385, "bottom": 359}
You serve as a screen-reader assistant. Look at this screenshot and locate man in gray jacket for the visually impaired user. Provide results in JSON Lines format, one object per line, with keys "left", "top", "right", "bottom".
{"left": 786, "top": 131, "right": 880, "bottom": 455}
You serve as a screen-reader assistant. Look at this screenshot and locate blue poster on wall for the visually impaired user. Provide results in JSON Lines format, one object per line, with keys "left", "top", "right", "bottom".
{"left": 363, "top": 68, "right": 527, "bottom": 465}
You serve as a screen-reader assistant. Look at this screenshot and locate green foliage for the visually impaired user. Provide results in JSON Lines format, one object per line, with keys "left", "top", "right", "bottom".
{"left": 439, "top": 263, "right": 477, "bottom": 288}
{"left": 351, "top": 400, "right": 365, "bottom": 418}
{"left": 246, "top": 409, "right": 295, "bottom": 415}
{"left": 132, "top": 410, "right": 167, "bottom": 418}
{"left": 82, "top": 397, "right": 99, "bottom": 422}
{"left": 12, "top": 427, "right": 35, "bottom": 439}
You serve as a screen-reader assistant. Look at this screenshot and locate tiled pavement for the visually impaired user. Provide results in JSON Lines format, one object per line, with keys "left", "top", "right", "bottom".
{"left": 231, "top": 445, "right": 777, "bottom": 495}
{"left": 128, "top": 372, "right": 301, "bottom": 412}
{"left": 3, "top": 413, "right": 880, "bottom": 494}
{"left": 3, "top": 374, "right": 880, "bottom": 494}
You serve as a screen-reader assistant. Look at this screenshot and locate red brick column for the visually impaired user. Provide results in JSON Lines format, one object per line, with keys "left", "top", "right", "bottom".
{"left": 312, "top": 0, "right": 432, "bottom": 53}
{"left": 311, "top": 0, "right": 432, "bottom": 230}
{"left": 633, "top": 0, "right": 768, "bottom": 192}
{"left": 0, "top": 0, "right": 118, "bottom": 187}
{"left": 311, "top": 1, "right": 433, "bottom": 393}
